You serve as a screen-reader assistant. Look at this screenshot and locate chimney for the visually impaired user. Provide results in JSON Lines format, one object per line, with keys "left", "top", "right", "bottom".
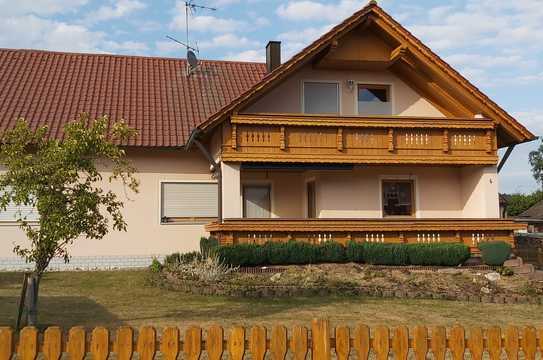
{"left": 266, "top": 41, "right": 281, "bottom": 73}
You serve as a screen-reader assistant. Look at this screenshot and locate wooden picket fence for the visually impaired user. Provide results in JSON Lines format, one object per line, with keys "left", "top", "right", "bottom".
{"left": 1, "top": 319, "right": 542, "bottom": 360}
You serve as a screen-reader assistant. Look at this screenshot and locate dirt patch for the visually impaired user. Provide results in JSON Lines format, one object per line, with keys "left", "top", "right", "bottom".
{"left": 161, "top": 263, "right": 543, "bottom": 300}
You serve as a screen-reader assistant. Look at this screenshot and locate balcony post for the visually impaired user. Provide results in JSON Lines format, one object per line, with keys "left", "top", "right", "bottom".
{"left": 221, "top": 162, "right": 242, "bottom": 220}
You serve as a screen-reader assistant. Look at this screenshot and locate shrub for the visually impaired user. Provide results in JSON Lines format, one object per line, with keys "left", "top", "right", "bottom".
{"left": 163, "top": 251, "right": 202, "bottom": 268}
{"left": 346, "top": 241, "right": 364, "bottom": 262}
{"left": 216, "top": 243, "right": 266, "bottom": 267}
{"left": 479, "top": 241, "right": 512, "bottom": 266}
{"left": 149, "top": 258, "right": 163, "bottom": 273}
{"left": 362, "top": 243, "right": 409, "bottom": 265}
{"left": 318, "top": 241, "right": 346, "bottom": 263}
{"left": 200, "top": 236, "right": 219, "bottom": 258}
{"left": 407, "top": 244, "right": 470, "bottom": 266}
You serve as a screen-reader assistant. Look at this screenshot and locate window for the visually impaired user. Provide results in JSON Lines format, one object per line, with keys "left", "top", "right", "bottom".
{"left": 303, "top": 82, "right": 339, "bottom": 114}
{"left": 0, "top": 190, "right": 38, "bottom": 222}
{"left": 358, "top": 84, "right": 392, "bottom": 115}
{"left": 382, "top": 180, "right": 414, "bottom": 217}
{"left": 243, "top": 185, "right": 271, "bottom": 218}
{"left": 160, "top": 182, "right": 218, "bottom": 223}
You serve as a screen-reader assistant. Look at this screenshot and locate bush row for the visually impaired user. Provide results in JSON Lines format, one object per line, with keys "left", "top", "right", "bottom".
{"left": 216, "top": 241, "right": 472, "bottom": 267}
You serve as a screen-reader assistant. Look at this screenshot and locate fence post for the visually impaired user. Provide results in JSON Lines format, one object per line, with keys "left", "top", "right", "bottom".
{"left": 18, "top": 327, "right": 38, "bottom": 360}
{"left": 392, "top": 326, "right": 409, "bottom": 360}
{"left": 522, "top": 326, "right": 537, "bottom": 360}
{"left": 90, "top": 327, "right": 109, "bottom": 360}
{"left": 228, "top": 326, "right": 245, "bottom": 360}
{"left": 487, "top": 326, "right": 502, "bottom": 360}
{"left": 115, "top": 327, "right": 133, "bottom": 360}
{"left": 505, "top": 326, "right": 519, "bottom": 360}
{"left": 290, "top": 325, "right": 308, "bottom": 360}
{"left": 160, "top": 327, "right": 179, "bottom": 360}
{"left": 412, "top": 326, "right": 428, "bottom": 360}
{"left": 183, "top": 326, "right": 202, "bottom": 360}
{"left": 311, "top": 319, "right": 330, "bottom": 360}
{"left": 207, "top": 325, "right": 224, "bottom": 360}
{"left": 467, "top": 327, "right": 483, "bottom": 360}
{"left": 430, "top": 326, "right": 446, "bottom": 360}
{"left": 249, "top": 326, "right": 267, "bottom": 360}
{"left": 67, "top": 327, "right": 86, "bottom": 360}
{"left": 353, "top": 324, "right": 369, "bottom": 360}
{"left": 335, "top": 326, "right": 350, "bottom": 360}
{"left": 0, "top": 327, "right": 13, "bottom": 360}
{"left": 271, "top": 325, "right": 287, "bottom": 360}
{"left": 43, "top": 327, "right": 62, "bottom": 360}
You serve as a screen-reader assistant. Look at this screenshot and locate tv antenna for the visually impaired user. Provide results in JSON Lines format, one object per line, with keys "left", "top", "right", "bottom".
{"left": 166, "top": 1, "right": 216, "bottom": 76}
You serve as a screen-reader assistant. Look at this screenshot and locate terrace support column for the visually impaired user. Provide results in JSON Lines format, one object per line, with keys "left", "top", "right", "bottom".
{"left": 221, "top": 162, "right": 242, "bottom": 220}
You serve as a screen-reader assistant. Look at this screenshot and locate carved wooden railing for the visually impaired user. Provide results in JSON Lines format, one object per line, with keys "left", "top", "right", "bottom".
{"left": 221, "top": 114, "right": 498, "bottom": 165}
{"left": 206, "top": 218, "right": 524, "bottom": 252}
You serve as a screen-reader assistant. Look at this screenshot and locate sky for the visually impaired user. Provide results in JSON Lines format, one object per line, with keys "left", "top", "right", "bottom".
{"left": 0, "top": 0, "right": 541, "bottom": 194}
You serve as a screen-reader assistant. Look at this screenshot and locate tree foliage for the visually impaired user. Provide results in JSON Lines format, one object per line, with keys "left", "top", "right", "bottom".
{"left": 506, "top": 191, "right": 543, "bottom": 217}
{"left": 529, "top": 138, "right": 543, "bottom": 190}
{"left": 0, "top": 114, "right": 139, "bottom": 276}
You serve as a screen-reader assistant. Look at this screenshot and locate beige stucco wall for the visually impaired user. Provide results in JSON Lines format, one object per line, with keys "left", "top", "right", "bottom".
{"left": 244, "top": 64, "right": 445, "bottom": 117}
{"left": 0, "top": 148, "right": 213, "bottom": 259}
{"left": 237, "top": 165, "right": 498, "bottom": 219}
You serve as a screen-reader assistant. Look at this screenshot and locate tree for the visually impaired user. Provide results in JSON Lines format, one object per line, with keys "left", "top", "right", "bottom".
{"left": 529, "top": 138, "right": 543, "bottom": 190}
{"left": 506, "top": 191, "right": 543, "bottom": 217}
{"left": 0, "top": 114, "right": 139, "bottom": 325}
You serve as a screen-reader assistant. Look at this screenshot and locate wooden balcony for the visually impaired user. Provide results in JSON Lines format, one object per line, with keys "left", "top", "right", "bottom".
{"left": 206, "top": 218, "right": 525, "bottom": 251}
{"left": 221, "top": 114, "right": 498, "bottom": 165}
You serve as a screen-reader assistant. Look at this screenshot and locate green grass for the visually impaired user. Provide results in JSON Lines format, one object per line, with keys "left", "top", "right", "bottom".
{"left": 1, "top": 270, "right": 542, "bottom": 330}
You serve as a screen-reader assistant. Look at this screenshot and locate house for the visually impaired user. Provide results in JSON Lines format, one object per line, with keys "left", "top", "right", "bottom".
{"left": 0, "top": 2, "right": 534, "bottom": 269}
{"left": 516, "top": 200, "right": 543, "bottom": 233}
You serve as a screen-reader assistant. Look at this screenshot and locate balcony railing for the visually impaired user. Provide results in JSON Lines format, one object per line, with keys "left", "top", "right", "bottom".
{"left": 221, "top": 114, "right": 498, "bottom": 165}
{"left": 206, "top": 218, "right": 525, "bottom": 252}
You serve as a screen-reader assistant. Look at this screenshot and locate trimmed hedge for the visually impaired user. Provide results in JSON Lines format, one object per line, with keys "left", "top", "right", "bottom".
{"left": 216, "top": 241, "right": 471, "bottom": 267}
{"left": 478, "top": 241, "right": 512, "bottom": 266}
{"left": 200, "top": 236, "right": 219, "bottom": 257}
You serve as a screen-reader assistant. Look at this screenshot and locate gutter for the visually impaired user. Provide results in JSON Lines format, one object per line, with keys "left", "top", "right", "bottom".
{"left": 185, "top": 129, "right": 223, "bottom": 223}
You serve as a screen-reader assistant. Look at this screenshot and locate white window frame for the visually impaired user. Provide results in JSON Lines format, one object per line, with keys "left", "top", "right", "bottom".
{"left": 301, "top": 80, "right": 341, "bottom": 115}
{"left": 0, "top": 189, "right": 39, "bottom": 224}
{"left": 355, "top": 82, "right": 395, "bottom": 116}
{"left": 378, "top": 175, "right": 419, "bottom": 218}
{"left": 158, "top": 179, "right": 218, "bottom": 225}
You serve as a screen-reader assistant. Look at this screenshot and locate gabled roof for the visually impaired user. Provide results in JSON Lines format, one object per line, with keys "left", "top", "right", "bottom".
{"left": 197, "top": 1, "right": 535, "bottom": 147}
{"left": 0, "top": 49, "right": 266, "bottom": 147}
{"left": 518, "top": 200, "right": 543, "bottom": 220}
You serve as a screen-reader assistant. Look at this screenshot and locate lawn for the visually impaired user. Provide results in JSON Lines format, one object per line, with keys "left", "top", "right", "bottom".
{"left": 0, "top": 270, "right": 542, "bottom": 330}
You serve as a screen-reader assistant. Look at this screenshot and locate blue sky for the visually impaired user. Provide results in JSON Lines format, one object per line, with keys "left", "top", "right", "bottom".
{"left": 0, "top": 0, "right": 541, "bottom": 194}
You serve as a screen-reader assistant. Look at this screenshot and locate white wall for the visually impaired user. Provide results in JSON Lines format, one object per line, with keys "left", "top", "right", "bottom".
{"left": 0, "top": 148, "right": 214, "bottom": 260}
{"left": 460, "top": 166, "right": 500, "bottom": 218}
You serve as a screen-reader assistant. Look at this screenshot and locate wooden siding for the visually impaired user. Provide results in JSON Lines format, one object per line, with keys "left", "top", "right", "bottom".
{"left": 222, "top": 114, "right": 498, "bottom": 164}
{"left": 206, "top": 218, "right": 524, "bottom": 251}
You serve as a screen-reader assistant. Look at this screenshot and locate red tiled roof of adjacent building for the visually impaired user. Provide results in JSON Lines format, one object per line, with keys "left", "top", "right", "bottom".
{"left": 0, "top": 49, "right": 267, "bottom": 147}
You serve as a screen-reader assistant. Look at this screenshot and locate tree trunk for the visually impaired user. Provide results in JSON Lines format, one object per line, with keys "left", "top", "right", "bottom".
{"left": 25, "top": 273, "right": 40, "bottom": 326}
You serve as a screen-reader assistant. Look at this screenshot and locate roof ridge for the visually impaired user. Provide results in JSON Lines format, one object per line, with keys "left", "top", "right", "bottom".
{"left": 0, "top": 48, "right": 265, "bottom": 65}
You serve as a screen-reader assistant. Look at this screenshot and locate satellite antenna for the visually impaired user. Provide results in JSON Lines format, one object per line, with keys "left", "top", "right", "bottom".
{"left": 166, "top": 1, "right": 216, "bottom": 76}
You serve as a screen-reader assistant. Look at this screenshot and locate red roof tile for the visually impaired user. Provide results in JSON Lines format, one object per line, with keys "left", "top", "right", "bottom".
{"left": 0, "top": 49, "right": 267, "bottom": 147}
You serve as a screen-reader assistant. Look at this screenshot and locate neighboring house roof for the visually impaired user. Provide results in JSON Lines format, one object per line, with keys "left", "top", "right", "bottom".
{"left": 518, "top": 200, "right": 543, "bottom": 221}
{"left": 0, "top": 49, "right": 266, "bottom": 147}
{"left": 197, "top": 2, "right": 535, "bottom": 146}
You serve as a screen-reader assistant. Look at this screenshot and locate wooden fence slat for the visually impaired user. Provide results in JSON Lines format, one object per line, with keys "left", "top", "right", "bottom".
{"left": 335, "top": 326, "right": 350, "bottom": 360}
{"left": 18, "top": 327, "right": 38, "bottom": 360}
{"left": 392, "top": 326, "right": 408, "bottom": 360}
{"left": 539, "top": 328, "right": 543, "bottom": 360}
{"left": 467, "top": 327, "right": 483, "bottom": 360}
{"left": 487, "top": 326, "right": 502, "bottom": 360}
{"left": 228, "top": 326, "right": 245, "bottom": 360}
{"left": 160, "top": 327, "right": 179, "bottom": 360}
{"left": 67, "top": 327, "right": 86, "bottom": 360}
{"left": 522, "top": 326, "right": 537, "bottom": 360}
{"left": 311, "top": 319, "right": 330, "bottom": 360}
{"left": 207, "top": 325, "right": 224, "bottom": 360}
{"left": 0, "top": 327, "right": 13, "bottom": 360}
{"left": 505, "top": 326, "right": 519, "bottom": 360}
{"left": 184, "top": 326, "right": 202, "bottom": 360}
{"left": 43, "top": 327, "right": 62, "bottom": 360}
{"left": 290, "top": 325, "right": 308, "bottom": 360}
{"left": 449, "top": 325, "right": 465, "bottom": 360}
{"left": 373, "top": 326, "right": 390, "bottom": 360}
{"left": 412, "top": 326, "right": 428, "bottom": 360}
{"left": 90, "top": 327, "right": 109, "bottom": 360}
{"left": 249, "top": 326, "right": 267, "bottom": 360}
{"left": 271, "top": 325, "right": 287, "bottom": 360}
{"left": 353, "top": 324, "right": 370, "bottom": 360}
{"left": 115, "top": 327, "right": 133, "bottom": 360}
{"left": 430, "top": 326, "right": 446, "bottom": 360}
{"left": 137, "top": 326, "right": 156, "bottom": 360}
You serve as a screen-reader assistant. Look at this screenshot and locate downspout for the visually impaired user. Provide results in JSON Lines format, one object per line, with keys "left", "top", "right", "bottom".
{"left": 185, "top": 129, "right": 223, "bottom": 223}
{"left": 497, "top": 144, "right": 516, "bottom": 173}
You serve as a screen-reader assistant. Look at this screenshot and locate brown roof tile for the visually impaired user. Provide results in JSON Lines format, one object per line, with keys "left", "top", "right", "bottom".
{"left": 0, "top": 49, "right": 267, "bottom": 147}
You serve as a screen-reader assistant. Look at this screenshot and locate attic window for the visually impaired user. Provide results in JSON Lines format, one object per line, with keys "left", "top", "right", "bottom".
{"left": 303, "top": 82, "right": 339, "bottom": 114}
{"left": 357, "top": 84, "right": 392, "bottom": 115}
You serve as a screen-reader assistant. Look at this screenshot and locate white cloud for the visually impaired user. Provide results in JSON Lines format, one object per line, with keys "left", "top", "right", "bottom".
{"left": 512, "top": 111, "right": 543, "bottom": 136}
{"left": 0, "top": 0, "right": 88, "bottom": 16}
{"left": 278, "top": 24, "right": 333, "bottom": 60}
{"left": 276, "top": 0, "right": 360, "bottom": 22}
{"left": 104, "top": 40, "right": 149, "bottom": 53}
{"left": 199, "top": 34, "right": 258, "bottom": 49}
{"left": 224, "top": 49, "right": 265, "bottom": 62}
{"left": 169, "top": 1, "right": 243, "bottom": 33}
{"left": 155, "top": 40, "right": 181, "bottom": 54}
{"left": 84, "top": 0, "right": 146, "bottom": 24}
